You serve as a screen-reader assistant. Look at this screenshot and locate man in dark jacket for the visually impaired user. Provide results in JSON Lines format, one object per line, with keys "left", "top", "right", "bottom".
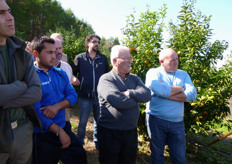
{"left": 72, "top": 34, "right": 110, "bottom": 149}
{"left": 0, "top": 0, "right": 42, "bottom": 163}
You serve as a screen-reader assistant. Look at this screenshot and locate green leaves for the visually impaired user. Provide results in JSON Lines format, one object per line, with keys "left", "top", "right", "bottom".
{"left": 122, "top": 0, "right": 231, "bottom": 136}
{"left": 122, "top": 4, "right": 167, "bottom": 81}
{"left": 169, "top": 0, "right": 230, "bottom": 134}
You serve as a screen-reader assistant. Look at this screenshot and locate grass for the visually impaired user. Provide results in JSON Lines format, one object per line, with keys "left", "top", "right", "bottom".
{"left": 69, "top": 107, "right": 232, "bottom": 164}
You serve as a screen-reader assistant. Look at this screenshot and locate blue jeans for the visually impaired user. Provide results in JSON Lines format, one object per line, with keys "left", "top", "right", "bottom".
{"left": 77, "top": 97, "right": 100, "bottom": 147}
{"left": 146, "top": 114, "right": 187, "bottom": 164}
{"left": 97, "top": 125, "right": 138, "bottom": 164}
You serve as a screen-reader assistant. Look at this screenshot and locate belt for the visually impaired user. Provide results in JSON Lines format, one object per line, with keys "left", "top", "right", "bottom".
{"left": 11, "top": 116, "right": 29, "bottom": 130}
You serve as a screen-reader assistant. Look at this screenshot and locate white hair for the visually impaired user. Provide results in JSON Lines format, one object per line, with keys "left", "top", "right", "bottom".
{"left": 50, "top": 33, "right": 63, "bottom": 43}
{"left": 110, "top": 45, "right": 129, "bottom": 65}
{"left": 159, "top": 48, "right": 176, "bottom": 61}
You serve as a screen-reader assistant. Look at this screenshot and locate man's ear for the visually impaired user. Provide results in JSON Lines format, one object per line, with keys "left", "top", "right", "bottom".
{"left": 32, "top": 50, "right": 38, "bottom": 57}
{"left": 160, "top": 60, "right": 164, "bottom": 64}
{"left": 113, "top": 58, "right": 117, "bottom": 65}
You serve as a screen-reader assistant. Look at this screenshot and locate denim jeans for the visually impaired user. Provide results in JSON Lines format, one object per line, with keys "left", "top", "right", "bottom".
{"left": 32, "top": 121, "right": 87, "bottom": 164}
{"left": 97, "top": 125, "right": 138, "bottom": 164}
{"left": 77, "top": 97, "right": 100, "bottom": 147}
{"left": 146, "top": 114, "right": 187, "bottom": 164}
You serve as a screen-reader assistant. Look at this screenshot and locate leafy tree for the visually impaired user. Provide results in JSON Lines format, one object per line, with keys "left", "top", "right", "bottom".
{"left": 122, "top": 5, "right": 167, "bottom": 137}
{"left": 122, "top": 0, "right": 231, "bottom": 137}
{"left": 168, "top": 0, "right": 230, "bottom": 133}
{"left": 7, "top": 0, "right": 94, "bottom": 42}
{"left": 99, "top": 37, "right": 120, "bottom": 67}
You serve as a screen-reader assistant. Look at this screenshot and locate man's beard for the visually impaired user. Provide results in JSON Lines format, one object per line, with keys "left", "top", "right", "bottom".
{"left": 92, "top": 46, "right": 98, "bottom": 52}
{"left": 56, "top": 52, "right": 62, "bottom": 60}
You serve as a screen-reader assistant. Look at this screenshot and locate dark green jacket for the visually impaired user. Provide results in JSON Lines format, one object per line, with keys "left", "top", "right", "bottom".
{"left": 0, "top": 36, "right": 42, "bottom": 153}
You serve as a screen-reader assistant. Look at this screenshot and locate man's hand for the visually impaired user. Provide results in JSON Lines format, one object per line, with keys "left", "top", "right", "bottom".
{"left": 40, "top": 104, "right": 59, "bottom": 118}
{"left": 135, "top": 86, "right": 143, "bottom": 90}
{"left": 41, "top": 100, "right": 70, "bottom": 118}
{"left": 123, "top": 90, "right": 130, "bottom": 97}
{"left": 22, "top": 81, "right": 28, "bottom": 88}
{"left": 59, "top": 128, "right": 71, "bottom": 149}
{"left": 49, "top": 124, "right": 71, "bottom": 149}
{"left": 71, "top": 76, "right": 80, "bottom": 86}
{"left": 123, "top": 86, "right": 143, "bottom": 97}
{"left": 171, "top": 86, "right": 185, "bottom": 96}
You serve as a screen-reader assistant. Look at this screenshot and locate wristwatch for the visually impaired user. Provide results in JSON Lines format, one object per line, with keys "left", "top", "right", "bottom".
{"left": 56, "top": 126, "right": 61, "bottom": 136}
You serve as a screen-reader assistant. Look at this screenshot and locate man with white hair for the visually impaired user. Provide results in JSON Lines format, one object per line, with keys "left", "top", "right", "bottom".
{"left": 145, "top": 48, "right": 197, "bottom": 164}
{"left": 97, "top": 45, "right": 151, "bottom": 164}
{"left": 50, "top": 33, "right": 68, "bottom": 63}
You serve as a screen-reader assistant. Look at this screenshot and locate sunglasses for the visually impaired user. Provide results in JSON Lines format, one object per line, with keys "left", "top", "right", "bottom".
{"left": 90, "top": 40, "right": 100, "bottom": 44}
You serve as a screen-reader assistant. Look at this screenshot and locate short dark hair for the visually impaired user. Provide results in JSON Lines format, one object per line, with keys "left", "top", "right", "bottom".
{"left": 85, "top": 34, "right": 101, "bottom": 48}
{"left": 31, "top": 36, "right": 55, "bottom": 53}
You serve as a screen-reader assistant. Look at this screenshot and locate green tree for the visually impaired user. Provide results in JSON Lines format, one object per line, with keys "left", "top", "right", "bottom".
{"left": 122, "top": 0, "right": 231, "bottom": 137}
{"left": 99, "top": 37, "right": 120, "bottom": 66}
{"left": 7, "top": 0, "right": 94, "bottom": 42}
{"left": 122, "top": 5, "right": 167, "bottom": 137}
{"left": 168, "top": 0, "right": 230, "bottom": 133}
{"left": 49, "top": 26, "right": 94, "bottom": 64}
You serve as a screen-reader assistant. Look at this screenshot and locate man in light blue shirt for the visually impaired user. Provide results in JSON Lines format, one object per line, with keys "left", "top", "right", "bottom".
{"left": 145, "top": 48, "right": 197, "bottom": 164}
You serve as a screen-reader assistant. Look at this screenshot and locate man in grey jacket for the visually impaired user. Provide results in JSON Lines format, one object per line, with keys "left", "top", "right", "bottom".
{"left": 0, "top": 0, "right": 42, "bottom": 163}
{"left": 97, "top": 45, "right": 151, "bottom": 164}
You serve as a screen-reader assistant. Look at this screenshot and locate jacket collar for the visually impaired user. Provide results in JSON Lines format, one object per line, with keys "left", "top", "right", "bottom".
{"left": 86, "top": 50, "right": 102, "bottom": 60}
{"left": 6, "top": 36, "right": 26, "bottom": 56}
{"left": 34, "top": 64, "right": 56, "bottom": 73}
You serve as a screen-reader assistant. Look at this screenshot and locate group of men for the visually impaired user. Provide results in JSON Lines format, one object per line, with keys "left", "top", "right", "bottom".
{"left": 0, "top": 0, "right": 197, "bottom": 164}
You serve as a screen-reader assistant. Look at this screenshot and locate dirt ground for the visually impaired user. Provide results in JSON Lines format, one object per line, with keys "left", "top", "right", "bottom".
{"left": 69, "top": 107, "right": 150, "bottom": 164}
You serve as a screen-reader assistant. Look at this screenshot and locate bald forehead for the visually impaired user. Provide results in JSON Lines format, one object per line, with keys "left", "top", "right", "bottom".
{"left": 50, "top": 33, "right": 63, "bottom": 42}
{"left": 54, "top": 39, "right": 62, "bottom": 47}
{"left": 159, "top": 48, "right": 177, "bottom": 60}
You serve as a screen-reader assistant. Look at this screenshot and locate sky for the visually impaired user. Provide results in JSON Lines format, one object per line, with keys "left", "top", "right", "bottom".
{"left": 57, "top": 0, "right": 232, "bottom": 66}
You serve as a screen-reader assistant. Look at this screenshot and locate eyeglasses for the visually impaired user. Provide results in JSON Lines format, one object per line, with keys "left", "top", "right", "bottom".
{"left": 117, "top": 56, "right": 134, "bottom": 61}
{"left": 90, "top": 40, "right": 100, "bottom": 44}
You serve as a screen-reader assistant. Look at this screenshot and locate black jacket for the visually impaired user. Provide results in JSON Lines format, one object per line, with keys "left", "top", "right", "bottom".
{"left": 72, "top": 51, "right": 110, "bottom": 98}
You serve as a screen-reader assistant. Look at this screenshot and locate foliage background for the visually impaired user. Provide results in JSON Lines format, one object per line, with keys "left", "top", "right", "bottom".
{"left": 122, "top": 0, "right": 231, "bottom": 137}
{"left": 7, "top": 0, "right": 119, "bottom": 64}
{"left": 7, "top": 0, "right": 232, "bottom": 137}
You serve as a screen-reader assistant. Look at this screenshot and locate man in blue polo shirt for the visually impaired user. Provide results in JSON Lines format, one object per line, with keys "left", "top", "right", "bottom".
{"left": 31, "top": 36, "right": 87, "bottom": 164}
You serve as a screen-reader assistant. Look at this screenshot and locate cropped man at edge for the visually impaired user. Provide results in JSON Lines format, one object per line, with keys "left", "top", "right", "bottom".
{"left": 31, "top": 36, "right": 87, "bottom": 164}
{"left": 0, "top": 0, "right": 42, "bottom": 163}
{"left": 72, "top": 34, "right": 110, "bottom": 149}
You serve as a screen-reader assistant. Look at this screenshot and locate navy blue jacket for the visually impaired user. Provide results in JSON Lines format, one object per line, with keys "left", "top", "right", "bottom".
{"left": 72, "top": 51, "right": 110, "bottom": 98}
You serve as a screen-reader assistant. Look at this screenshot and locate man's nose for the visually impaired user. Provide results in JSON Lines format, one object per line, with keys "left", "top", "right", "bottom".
{"left": 6, "top": 12, "right": 14, "bottom": 21}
